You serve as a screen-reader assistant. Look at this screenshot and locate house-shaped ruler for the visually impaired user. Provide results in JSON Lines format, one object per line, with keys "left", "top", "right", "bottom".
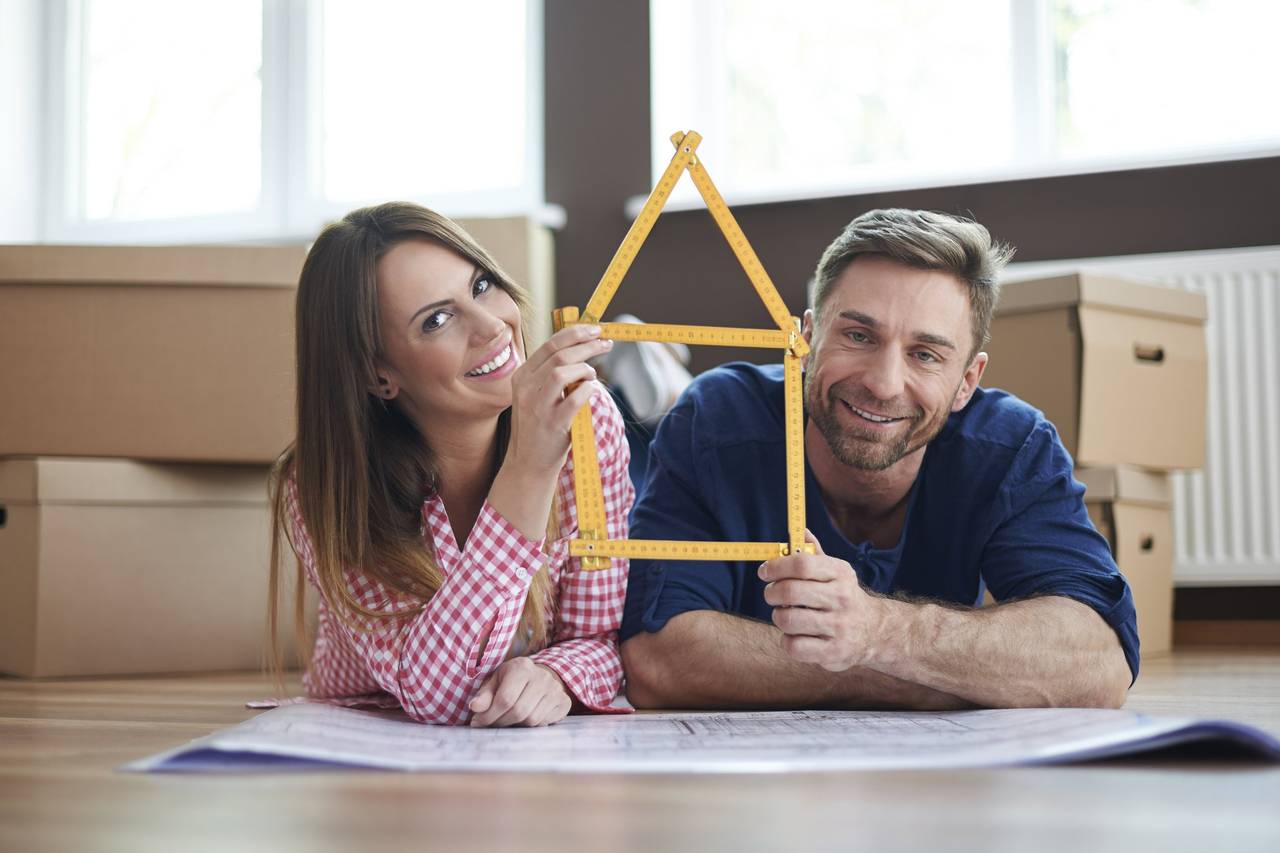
{"left": 554, "top": 130, "right": 814, "bottom": 569}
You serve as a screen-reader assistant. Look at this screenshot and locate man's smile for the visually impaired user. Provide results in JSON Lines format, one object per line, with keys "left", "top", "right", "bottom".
{"left": 838, "top": 398, "right": 912, "bottom": 428}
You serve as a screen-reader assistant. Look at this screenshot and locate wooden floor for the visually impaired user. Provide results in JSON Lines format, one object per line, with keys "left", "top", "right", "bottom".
{"left": 2, "top": 648, "right": 1279, "bottom": 853}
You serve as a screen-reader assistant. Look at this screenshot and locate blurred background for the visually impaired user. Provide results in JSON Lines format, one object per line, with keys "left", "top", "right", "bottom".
{"left": 1, "top": 0, "right": 1277, "bottom": 673}
{"left": 3, "top": 0, "right": 1277, "bottom": 357}
{"left": 2, "top": 1, "right": 1276, "bottom": 264}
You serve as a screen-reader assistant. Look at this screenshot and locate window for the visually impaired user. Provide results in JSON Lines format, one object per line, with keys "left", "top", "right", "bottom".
{"left": 649, "top": 0, "right": 1280, "bottom": 205}
{"left": 1054, "top": 0, "right": 1279, "bottom": 159}
{"left": 41, "top": 0, "right": 544, "bottom": 243}
{"left": 318, "top": 1, "right": 531, "bottom": 205}
{"left": 80, "top": 0, "right": 262, "bottom": 222}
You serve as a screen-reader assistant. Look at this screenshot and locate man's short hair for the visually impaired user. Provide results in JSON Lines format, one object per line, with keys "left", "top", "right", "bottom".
{"left": 811, "top": 209, "right": 1015, "bottom": 358}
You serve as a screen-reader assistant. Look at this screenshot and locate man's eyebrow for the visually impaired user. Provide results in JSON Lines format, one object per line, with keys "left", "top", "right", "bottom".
{"left": 915, "top": 332, "right": 957, "bottom": 351}
{"left": 838, "top": 309, "right": 879, "bottom": 327}
{"left": 838, "top": 309, "right": 957, "bottom": 351}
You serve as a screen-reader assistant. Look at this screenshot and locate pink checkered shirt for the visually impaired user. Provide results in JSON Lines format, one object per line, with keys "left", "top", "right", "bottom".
{"left": 284, "top": 386, "right": 634, "bottom": 724}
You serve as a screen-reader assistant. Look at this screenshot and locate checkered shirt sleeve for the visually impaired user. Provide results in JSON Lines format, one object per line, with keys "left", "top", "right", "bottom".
{"left": 284, "top": 385, "right": 633, "bottom": 724}
{"left": 531, "top": 386, "right": 634, "bottom": 712}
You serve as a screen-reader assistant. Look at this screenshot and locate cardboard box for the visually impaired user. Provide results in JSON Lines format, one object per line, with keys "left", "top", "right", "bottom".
{"left": 1078, "top": 465, "right": 1174, "bottom": 656}
{"left": 0, "top": 245, "right": 305, "bottom": 463}
{"left": 0, "top": 224, "right": 554, "bottom": 463}
{"left": 982, "top": 273, "right": 1208, "bottom": 470}
{"left": 0, "top": 457, "right": 290, "bottom": 677}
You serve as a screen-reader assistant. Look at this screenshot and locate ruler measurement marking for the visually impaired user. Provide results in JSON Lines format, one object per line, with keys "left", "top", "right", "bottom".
{"left": 561, "top": 322, "right": 790, "bottom": 349}
{"left": 570, "top": 540, "right": 788, "bottom": 561}
{"left": 558, "top": 130, "right": 814, "bottom": 568}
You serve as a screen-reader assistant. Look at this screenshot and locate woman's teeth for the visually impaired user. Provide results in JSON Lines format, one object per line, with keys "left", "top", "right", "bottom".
{"left": 466, "top": 344, "right": 512, "bottom": 377}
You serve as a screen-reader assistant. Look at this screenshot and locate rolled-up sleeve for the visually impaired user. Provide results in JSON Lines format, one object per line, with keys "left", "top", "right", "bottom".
{"left": 979, "top": 423, "right": 1141, "bottom": 682}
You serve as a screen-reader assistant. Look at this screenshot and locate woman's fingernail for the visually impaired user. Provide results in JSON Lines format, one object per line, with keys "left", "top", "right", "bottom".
{"left": 587, "top": 325, "right": 602, "bottom": 336}
{"left": 601, "top": 339, "right": 614, "bottom": 348}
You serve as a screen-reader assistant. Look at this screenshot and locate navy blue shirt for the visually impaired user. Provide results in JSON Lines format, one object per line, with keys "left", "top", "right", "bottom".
{"left": 620, "top": 362, "right": 1140, "bottom": 681}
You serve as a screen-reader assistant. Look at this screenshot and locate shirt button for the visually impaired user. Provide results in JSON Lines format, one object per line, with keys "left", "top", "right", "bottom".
{"left": 514, "top": 568, "right": 528, "bottom": 580}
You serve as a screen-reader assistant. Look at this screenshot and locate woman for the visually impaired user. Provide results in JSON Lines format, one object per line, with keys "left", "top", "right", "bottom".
{"left": 268, "top": 202, "right": 633, "bottom": 727}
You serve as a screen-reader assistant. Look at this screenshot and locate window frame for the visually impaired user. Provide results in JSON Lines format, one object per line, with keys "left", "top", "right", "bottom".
{"left": 643, "top": 0, "right": 1280, "bottom": 214}
{"left": 38, "top": 0, "right": 548, "bottom": 244}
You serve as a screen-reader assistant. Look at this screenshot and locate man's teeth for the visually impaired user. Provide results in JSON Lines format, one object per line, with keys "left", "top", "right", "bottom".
{"left": 847, "top": 402, "right": 899, "bottom": 423}
{"left": 467, "top": 345, "right": 511, "bottom": 377}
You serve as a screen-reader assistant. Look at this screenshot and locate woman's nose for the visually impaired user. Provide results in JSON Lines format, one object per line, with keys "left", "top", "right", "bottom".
{"left": 471, "top": 307, "right": 507, "bottom": 344}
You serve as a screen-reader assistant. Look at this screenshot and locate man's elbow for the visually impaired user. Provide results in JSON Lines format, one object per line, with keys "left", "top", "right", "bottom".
{"left": 621, "top": 633, "right": 674, "bottom": 709}
{"left": 1099, "top": 655, "right": 1133, "bottom": 709}
{"left": 1074, "top": 648, "right": 1132, "bottom": 709}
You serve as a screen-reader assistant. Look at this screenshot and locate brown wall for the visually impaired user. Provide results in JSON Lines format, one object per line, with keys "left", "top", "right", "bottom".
{"left": 545, "top": 3, "right": 1280, "bottom": 374}
{"left": 544, "top": 0, "right": 652, "bottom": 324}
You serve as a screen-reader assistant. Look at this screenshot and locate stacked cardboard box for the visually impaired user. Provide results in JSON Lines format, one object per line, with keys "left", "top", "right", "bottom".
{"left": 0, "top": 458, "right": 284, "bottom": 676}
{"left": 982, "top": 273, "right": 1209, "bottom": 656}
{"left": 0, "top": 245, "right": 304, "bottom": 677}
{"left": 0, "top": 220, "right": 557, "bottom": 677}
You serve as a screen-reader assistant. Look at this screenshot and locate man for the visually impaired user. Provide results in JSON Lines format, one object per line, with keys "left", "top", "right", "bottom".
{"left": 620, "top": 209, "right": 1137, "bottom": 711}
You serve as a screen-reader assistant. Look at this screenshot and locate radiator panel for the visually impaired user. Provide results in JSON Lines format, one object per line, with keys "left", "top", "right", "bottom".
{"left": 1005, "top": 248, "right": 1280, "bottom": 586}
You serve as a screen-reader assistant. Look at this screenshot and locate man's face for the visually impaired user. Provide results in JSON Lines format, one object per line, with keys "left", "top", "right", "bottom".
{"left": 803, "top": 255, "right": 987, "bottom": 472}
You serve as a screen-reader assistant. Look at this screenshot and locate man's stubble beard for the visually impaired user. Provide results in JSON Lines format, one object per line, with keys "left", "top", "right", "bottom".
{"left": 804, "top": 372, "right": 958, "bottom": 472}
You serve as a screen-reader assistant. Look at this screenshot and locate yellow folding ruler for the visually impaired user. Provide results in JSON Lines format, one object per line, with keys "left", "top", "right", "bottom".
{"left": 555, "top": 130, "right": 814, "bottom": 569}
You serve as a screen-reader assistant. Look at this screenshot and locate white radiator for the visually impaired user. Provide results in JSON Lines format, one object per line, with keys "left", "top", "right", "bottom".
{"left": 1005, "top": 246, "right": 1280, "bottom": 587}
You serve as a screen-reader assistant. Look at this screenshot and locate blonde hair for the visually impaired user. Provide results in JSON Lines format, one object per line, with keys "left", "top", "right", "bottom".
{"left": 267, "top": 201, "right": 556, "bottom": 682}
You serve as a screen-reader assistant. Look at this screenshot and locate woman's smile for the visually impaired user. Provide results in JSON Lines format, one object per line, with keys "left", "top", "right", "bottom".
{"left": 464, "top": 338, "right": 519, "bottom": 381}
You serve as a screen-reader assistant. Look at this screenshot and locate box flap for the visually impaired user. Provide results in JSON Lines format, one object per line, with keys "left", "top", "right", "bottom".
{"left": 0, "top": 457, "right": 269, "bottom": 505}
{"left": 0, "top": 245, "right": 306, "bottom": 288}
{"left": 1074, "top": 305, "right": 1208, "bottom": 470}
{"left": 997, "top": 272, "right": 1208, "bottom": 322}
{"left": 1077, "top": 465, "right": 1172, "bottom": 507}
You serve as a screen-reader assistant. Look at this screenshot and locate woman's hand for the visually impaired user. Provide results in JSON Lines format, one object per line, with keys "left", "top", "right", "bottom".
{"left": 489, "top": 324, "right": 613, "bottom": 538}
{"left": 506, "top": 324, "right": 613, "bottom": 475}
{"left": 467, "top": 657, "right": 573, "bottom": 727}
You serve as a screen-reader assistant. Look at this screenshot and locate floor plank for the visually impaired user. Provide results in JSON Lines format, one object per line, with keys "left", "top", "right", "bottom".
{"left": 2, "top": 650, "right": 1277, "bottom": 853}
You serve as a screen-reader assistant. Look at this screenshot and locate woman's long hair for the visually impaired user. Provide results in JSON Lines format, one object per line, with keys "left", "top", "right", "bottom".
{"left": 267, "top": 202, "right": 556, "bottom": 682}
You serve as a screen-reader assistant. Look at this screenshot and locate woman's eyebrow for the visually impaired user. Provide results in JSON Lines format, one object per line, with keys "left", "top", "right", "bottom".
{"left": 409, "top": 297, "right": 455, "bottom": 326}
{"left": 407, "top": 266, "right": 486, "bottom": 328}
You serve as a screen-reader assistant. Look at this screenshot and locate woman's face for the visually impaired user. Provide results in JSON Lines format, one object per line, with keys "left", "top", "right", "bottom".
{"left": 373, "top": 239, "right": 525, "bottom": 432}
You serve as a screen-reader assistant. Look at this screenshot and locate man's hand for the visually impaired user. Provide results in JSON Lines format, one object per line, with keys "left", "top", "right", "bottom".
{"left": 760, "top": 530, "right": 887, "bottom": 672}
{"left": 468, "top": 657, "right": 573, "bottom": 727}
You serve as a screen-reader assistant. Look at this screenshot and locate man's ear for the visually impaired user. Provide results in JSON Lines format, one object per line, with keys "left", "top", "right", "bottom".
{"left": 952, "top": 351, "right": 988, "bottom": 412}
{"left": 801, "top": 309, "right": 815, "bottom": 371}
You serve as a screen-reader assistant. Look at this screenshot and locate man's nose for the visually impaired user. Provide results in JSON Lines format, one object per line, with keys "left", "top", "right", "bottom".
{"left": 861, "top": 348, "right": 905, "bottom": 401}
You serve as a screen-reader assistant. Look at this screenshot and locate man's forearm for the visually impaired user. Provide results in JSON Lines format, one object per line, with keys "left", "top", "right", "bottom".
{"left": 868, "top": 595, "right": 1131, "bottom": 708}
{"left": 622, "top": 610, "right": 971, "bottom": 711}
